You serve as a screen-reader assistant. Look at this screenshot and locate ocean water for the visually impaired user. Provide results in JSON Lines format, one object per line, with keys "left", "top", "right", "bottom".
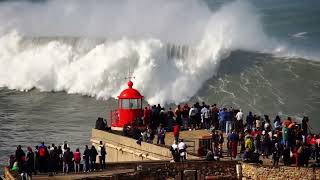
{"left": 0, "top": 0, "right": 320, "bottom": 173}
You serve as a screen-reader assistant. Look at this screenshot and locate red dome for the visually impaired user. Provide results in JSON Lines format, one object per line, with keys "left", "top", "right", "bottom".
{"left": 118, "top": 81, "right": 143, "bottom": 99}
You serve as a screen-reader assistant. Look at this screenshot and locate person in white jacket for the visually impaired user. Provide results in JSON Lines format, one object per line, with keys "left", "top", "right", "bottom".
{"left": 235, "top": 109, "right": 244, "bottom": 131}
{"left": 178, "top": 139, "right": 187, "bottom": 162}
{"left": 97, "top": 141, "right": 106, "bottom": 170}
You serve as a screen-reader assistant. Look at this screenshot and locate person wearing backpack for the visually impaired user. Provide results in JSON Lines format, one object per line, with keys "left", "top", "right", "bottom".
{"left": 98, "top": 141, "right": 106, "bottom": 170}
{"left": 38, "top": 142, "right": 48, "bottom": 173}
{"left": 73, "top": 148, "right": 81, "bottom": 173}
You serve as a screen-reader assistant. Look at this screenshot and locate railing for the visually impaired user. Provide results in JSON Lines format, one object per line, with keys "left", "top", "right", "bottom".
{"left": 110, "top": 110, "right": 119, "bottom": 126}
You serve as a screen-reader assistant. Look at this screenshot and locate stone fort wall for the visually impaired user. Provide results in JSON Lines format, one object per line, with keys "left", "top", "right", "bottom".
{"left": 242, "top": 163, "right": 320, "bottom": 180}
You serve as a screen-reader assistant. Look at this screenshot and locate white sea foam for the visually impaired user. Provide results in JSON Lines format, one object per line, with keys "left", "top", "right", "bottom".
{"left": 0, "top": 0, "right": 314, "bottom": 104}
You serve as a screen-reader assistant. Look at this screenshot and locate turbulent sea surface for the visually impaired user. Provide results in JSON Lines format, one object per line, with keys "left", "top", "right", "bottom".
{"left": 0, "top": 0, "right": 320, "bottom": 173}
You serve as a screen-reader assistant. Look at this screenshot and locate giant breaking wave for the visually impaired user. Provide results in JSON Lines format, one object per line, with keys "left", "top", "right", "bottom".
{"left": 0, "top": 0, "right": 311, "bottom": 104}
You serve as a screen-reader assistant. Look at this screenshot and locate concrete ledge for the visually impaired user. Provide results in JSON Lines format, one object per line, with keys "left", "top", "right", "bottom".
{"left": 91, "top": 129, "right": 199, "bottom": 162}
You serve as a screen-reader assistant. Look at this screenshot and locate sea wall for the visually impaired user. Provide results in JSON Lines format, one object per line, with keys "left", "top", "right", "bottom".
{"left": 79, "top": 160, "right": 239, "bottom": 180}
{"left": 91, "top": 129, "right": 199, "bottom": 162}
{"left": 242, "top": 163, "right": 320, "bottom": 180}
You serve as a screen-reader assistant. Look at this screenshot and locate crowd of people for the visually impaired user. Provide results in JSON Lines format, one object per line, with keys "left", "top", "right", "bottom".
{"left": 9, "top": 141, "right": 107, "bottom": 178}
{"left": 121, "top": 102, "right": 319, "bottom": 167}
{"left": 9, "top": 101, "right": 319, "bottom": 178}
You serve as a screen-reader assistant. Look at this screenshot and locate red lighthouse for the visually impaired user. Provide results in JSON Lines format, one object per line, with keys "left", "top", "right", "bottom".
{"left": 110, "top": 80, "right": 144, "bottom": 130}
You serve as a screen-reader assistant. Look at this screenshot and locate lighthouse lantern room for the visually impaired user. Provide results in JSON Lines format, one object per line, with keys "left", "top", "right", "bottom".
{"left": 110, "top": 80, "right": 144, "bottom": 130}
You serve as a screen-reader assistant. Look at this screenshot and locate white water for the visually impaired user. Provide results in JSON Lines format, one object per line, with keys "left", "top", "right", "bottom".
{"left": 0, "top": 0, "right": 310, "bottom": 104}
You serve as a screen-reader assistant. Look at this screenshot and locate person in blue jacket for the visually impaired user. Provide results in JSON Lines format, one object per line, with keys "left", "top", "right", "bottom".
{"left": 218, "top": 108, "right": 226, "bottom": 132}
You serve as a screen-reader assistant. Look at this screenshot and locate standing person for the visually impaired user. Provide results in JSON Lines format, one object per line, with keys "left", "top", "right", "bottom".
{"left": 225, "top": 109, "right": 232, "bottom": 134}
{"left": 38, "top": 142, "right": 49, "bottom": 173}
{"left": 212, "top": 131, "right": 220, "bottom": 152}
{"left": 195, "top": 102, "right": 202, "bottom": 129}
{"left": 273, "top": 115, "right": 282, "bottom": 130}
{"left": 182, "top": 104, "right": 190, "bottom": 130}
{"left": 57, "top": 146, "right": 63, "bottom": 172}
{"left": 83, "top": 145, "right": 90, "bottom": 172}
{"left": 52, "top": 146, "right": 60, "bottom": 174}
{"left": 301, "top": 116, "right": 310, "bottom": 135}
{"left": 15, "top": 145, "right": 25, "bottom": 173}
{"left": 34, "top": 146, "right": 39, "bottom": 174}
{"left": 301, "top": 117, "right": 310, "bottom": 144}
{"left": 218, "top": 132, "right": 224, "bottom": 158}
{"left": 26, "top": 147, "right": 35, "bottom": 177}
{"left": 90, "top": 146, "right": 98, "bottom": 171}
{"left": 167, "top": 108, "right": 175, "bottom": 131}
{"left": 254, "top": 132, "right": 262, "bottom": 154}
{"left": 282, "top": 124, "right": 290, "bottom": 148}
{"left": 228, "top": 130, "right": 239, "bottom": 159}
{"left": 159, "top": 110, "right": 167, "bottom": 128}
{"left": 272, "top": 143, "right": 281, "bottom": 166}
{"left": 48, "top": 146, "right": 58, "bottom": 175}
{"left": 178, "top": 139, "right": 188, "bottom": 162}
{"left": 170, "top": 141, "right": 180, "bottom": 162}
{"left": 73, "top": 148, "right": 81, "bottom": 173}
{"left": 201, "top": 105, "right": 210, "bottom": 129}
{"left": 174, "top": 105, "right": 182, "bottom": 126}
{"left": 62, "top": 148, "right": 71, "bottom": 174}
{"left": 143, "top": 106, "right": 151, "bottom": 126}
{"left": 235, "top": 109, "right": 244, "bottom": 132}
{"left": 157, "top": 124, "right": 166, "bottom": 145}
{"left": 98, "top": 141, "right": 106, "bottom": 170}
{"left": 211, "top": 104, "right": 220, "bottom": 130}
{"left": 173, "top": 122, "right": 180, "bottom": 144}
{"left": 146, "top": 126, "right": 153, "bottom": 143}
{"left": 189, "top": 106, "right": 198, "bottom": 130}
{"left": 246, "top": 112, "right": 254, "bottom": 130}
{"left": 262, "top": 133, "right": 272, "bottom": 159}
{"left": 218, "top": 108, "right": 226, "bottom": 132}
{"left": 255, "top": 116, "right": 262, "bottom": 130}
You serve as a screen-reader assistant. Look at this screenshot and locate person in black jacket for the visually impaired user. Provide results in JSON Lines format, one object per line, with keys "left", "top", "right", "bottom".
{"left": 63, "top": 148, "right": 72, "bottom": 174}
{"left": 83, "top": 145, "right": 90, "bottom": 172}
{"left": 90, "top": 146, "right": 98, "bottom": 171}
{"left": 272, "top": 143, "right": 281, "bottom": 166}
{"left": 15, "top": 145, "right": 25, "bottom": 173}
{"left": 49, "top": 146, "right": 59, "bottom": 174}
{"left": 26, "top": 147, "right": 35, "bottom": 177}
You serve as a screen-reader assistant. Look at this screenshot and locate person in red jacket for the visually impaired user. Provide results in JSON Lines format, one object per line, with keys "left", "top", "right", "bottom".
{"left": 73, "top": 148, "right": 81, "bottom": 173}
{"left": 173, "top": 122, "right": 180, "bottom": 143}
